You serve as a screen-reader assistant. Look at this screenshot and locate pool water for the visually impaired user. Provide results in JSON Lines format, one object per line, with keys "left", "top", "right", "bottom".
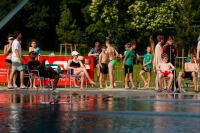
{"left": 0, "top": 91, "right": 200, "bottom": 133}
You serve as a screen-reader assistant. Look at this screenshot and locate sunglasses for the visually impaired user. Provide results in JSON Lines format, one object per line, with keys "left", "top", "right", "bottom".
{"left": 31, "top": 52, "right": 36, "bottom": 55}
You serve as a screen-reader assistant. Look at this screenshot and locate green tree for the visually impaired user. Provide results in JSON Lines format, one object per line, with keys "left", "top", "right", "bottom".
{"left": 174, "top": 0, "right": 200, "bottom": 56}
{"left": 82, "top": 0, "right": 135, "bottom": 45}
{"left": 127, "top": 0, "right": 181, "bottom": 55}
{"left": 0, "top": 0, "right": 81, "bottom": 50}
{"left": 56, "top": 3, "right": 83, "bottom": 44}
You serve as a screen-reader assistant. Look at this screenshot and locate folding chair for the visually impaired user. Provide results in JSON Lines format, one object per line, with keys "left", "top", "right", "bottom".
{"left": 26, "top": 69, "right": 53, "bottom": 94}
{"left": 24, "top": 65, "right": 31, "bottom": 88}
{"left": 67, "top": 68, "right": 87, "bottom": 91}
{"left": 181, "top": 72, "right": 198, "bottom": 92}
{"left": 46, "top": 64, "right": 67, "bottom": 89}
{"left": 197, "top": 72, "right": 200, "bottom": 91}
{"left": 157, "top": 70, "right": 176, "bottom": 92}
{"left": 179, "top": 62, "right": 198, "bottom": 92}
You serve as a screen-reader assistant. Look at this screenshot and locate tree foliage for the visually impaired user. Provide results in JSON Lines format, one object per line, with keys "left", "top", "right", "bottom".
{"left": 173, "top": 0, "right": 200, "bottom": 55}
{"left": 83, "top": 0, "right": 134, "bottom": 43}
{"left": 127, "top": 0, "right": 180, "bottom": 34}
{"left": 56, "top": 3, "right": 83, "bottom": 44}
{"left": 1, "top": 0, "right": 200, "bottom": 53}
{"left": 83, "top": 0, "right": 182, "bottom": 53}
{"left": 0, "top": 0, "right": 81, "bottom": 50}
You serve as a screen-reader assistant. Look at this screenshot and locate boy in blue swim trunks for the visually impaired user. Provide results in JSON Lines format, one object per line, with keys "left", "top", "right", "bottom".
{"left": 106, "top": 39, "right": 119, "bottom": 89}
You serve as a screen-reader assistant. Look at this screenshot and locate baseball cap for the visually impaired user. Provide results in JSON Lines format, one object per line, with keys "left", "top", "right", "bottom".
{"left": 8, "top": 37, "right": 13, "bottom": 40}
{"left": 72, "top": 51, "right": 79, "bottom": 56}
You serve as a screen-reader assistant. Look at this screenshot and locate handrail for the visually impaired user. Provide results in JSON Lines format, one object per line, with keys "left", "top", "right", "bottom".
{"left": 0, "top": 0, "right": 29, "bottom": 29}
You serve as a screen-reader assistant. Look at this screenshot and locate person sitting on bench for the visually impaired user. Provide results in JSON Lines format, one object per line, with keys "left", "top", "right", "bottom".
{"left": 156, "top": 53, "right": 175, "bottom": 93}
{"left": 176, "top": 53, "right": 199, "bottom": 93}
{"left": 28, "top": 51, "right": 65, "bottom": 94}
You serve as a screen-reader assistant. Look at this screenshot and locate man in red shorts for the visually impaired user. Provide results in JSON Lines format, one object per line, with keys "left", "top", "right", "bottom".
{"left": 156, "top": 53, "right": 175, "bottom": 93}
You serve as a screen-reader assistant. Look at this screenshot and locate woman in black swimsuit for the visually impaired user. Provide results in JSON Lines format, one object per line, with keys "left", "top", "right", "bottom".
{"left": 3, "top": 34, "right": 17, "bottom": 88}
{"left": 67, "top": 51, "right": 96, "bottom": 90}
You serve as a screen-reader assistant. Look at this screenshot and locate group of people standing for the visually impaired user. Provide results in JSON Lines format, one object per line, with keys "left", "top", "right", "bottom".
{"left": 4, "top": 31, "right": 200, "bottom": 93}
{"left": 4, "top": 31, "right": 40, "bottom": 89}
{"left": 4, "top": 31, "right": 63, "bottom": 94}
{"left": 89, "top": 35, "right": 200, "bottom": 93}
{"left": 88, "top": 39, "right": 119, "bottom": 89}
{"left": 5, "top": 31, "right": 27, "bottom": 89}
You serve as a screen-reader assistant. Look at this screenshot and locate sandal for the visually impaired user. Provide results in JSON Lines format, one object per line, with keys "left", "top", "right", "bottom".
{"left": 157, "top": 89, "right": 162, "bottom": 93}
{"left": 167, "top": 90, "right": 173, "bottom": 93}
{"left": 131, "top": 87, "right": 138, "bottom": 89}
{"left": 107, "top": 86, "right": 113, "bottom": 89}
{"left": 7, "top": 86, "right": 14, "bottom": 89}
{"left": 104, "top": 87, "right": 110, "bottom": 90}
{"left": 175, "top": 90, "right": 181, "bottom": 93}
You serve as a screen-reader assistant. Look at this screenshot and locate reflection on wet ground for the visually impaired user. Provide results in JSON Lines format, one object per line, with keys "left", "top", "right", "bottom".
{"left": 0, "top": 90, "right": 200, "bottom": 133}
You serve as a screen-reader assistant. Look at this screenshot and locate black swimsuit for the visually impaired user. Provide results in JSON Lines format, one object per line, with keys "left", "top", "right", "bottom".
{"left": 68, "top": 60, "right": 80, "bottom": 75}
{"left": 70, "top": 60, "right": 80, "bottom": 67}
{"left": 5, "top": 50, "right": 12, "bottom": 64}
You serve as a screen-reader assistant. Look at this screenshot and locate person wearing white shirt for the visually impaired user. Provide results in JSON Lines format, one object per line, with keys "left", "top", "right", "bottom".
{"left": 7, "top": 30, "right": 26, "bottom": 89}
{"left": 153, "top": 35, "right": 164, "bottom": 91}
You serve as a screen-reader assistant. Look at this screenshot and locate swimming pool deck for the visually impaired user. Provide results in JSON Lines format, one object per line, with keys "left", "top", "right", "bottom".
{"left": 0, "top": 87, "right": 199, "bottom": 99}
{"left": 1, "top": 87, "right": 200, "bottom": 133}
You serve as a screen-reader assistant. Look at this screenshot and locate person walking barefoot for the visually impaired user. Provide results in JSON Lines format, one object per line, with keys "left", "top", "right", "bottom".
{"left": 139, "top": 46, "right": 153, "bottom": 88}
{"left": 99, "top": 45, "right": 109, "bottom": 89}
{"left": 4, "top": 34, "right": 17, "bottom": 88}
{"left": 106, "top": 39, "right": 119, "bottom": 89}
{"left": 28, "top": 39, "right": 38, "bottom": 89}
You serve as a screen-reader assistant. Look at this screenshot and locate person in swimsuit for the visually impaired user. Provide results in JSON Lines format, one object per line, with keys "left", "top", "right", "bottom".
{"left": 105, "top": 39, "right": 119, "bottom": 89}
{"left": 4, "top": 34, "right": 17, "bottom": 88}
{"left": 99, "top": 45, "right": 108, "bottom": 89}
{"left": 67, "top": 51, "right": 96, "bottom": 90}
{"left": 139, "top": 46, "right": 153, "bottom": 88}
{"left": 122, "top": 43, "right": 136, "bottom": 89}
{"left": 8, "top": 31, "right": 27, "bottom": 89}
{"left": 28, "top": 39, "right": 38, "bottom": 89}
{"left": 156, "top": 53, "right": 175, "bottom": 93}
{"left": 177, "top": 53, "right": 198, "bottom": 93}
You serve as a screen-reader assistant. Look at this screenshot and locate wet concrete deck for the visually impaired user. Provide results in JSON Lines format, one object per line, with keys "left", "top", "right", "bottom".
{"left": 0, "top": 88, "right": 200, "bottom": 133}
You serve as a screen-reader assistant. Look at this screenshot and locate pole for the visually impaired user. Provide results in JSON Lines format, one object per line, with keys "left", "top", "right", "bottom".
{"left": 182, "top": 48, "right": 184, "bottom": 70}
{"left": 0, "top": 0, "right": 29, "bottom": 29}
